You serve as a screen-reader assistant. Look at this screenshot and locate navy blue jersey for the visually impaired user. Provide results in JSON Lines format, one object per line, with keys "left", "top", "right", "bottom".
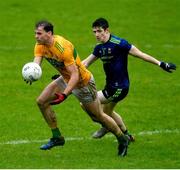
{"left": 93, "top": 35, "right": 132, "bottom": 89}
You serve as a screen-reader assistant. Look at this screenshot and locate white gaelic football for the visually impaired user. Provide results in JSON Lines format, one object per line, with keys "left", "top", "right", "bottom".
{"left": 22, "top": 62, "right": 42, "bottom": 81}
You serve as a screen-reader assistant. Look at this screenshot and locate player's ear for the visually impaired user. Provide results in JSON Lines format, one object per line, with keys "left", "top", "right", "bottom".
{"left": 105, "top": 28, "right": 109, "bottom": 33}
{"left": 47, "top": 30, "right": 53, "bottom": 36}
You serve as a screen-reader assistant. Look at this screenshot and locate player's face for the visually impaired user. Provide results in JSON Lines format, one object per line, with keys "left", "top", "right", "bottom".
{"left": 92, "top": 27, "right": 109, "bottom": 43}
{"left": 35, "top": 26, "right": 51, "bottom": 44}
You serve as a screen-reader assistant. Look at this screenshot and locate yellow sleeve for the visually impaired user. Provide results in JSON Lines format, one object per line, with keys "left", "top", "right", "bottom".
{"left": 61, "top": 44, "right": 75, "bottom": 66}
{"left": 34, "top": 44, "right": 44, "bottom": 57}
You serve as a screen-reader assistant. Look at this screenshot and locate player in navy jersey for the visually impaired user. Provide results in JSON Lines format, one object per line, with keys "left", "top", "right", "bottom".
{"left": 82, "top": 17, "right": 176, "bottom": 139}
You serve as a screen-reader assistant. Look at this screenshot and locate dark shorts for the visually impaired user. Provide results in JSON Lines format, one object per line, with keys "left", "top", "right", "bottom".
{"left": 102, "top": 86, "right": 129, "bottom": 103}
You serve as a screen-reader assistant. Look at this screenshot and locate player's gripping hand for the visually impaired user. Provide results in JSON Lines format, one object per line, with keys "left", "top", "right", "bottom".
{"left": 160, "top": 61, "right": 176, "bottom": 73}
{"left": 24, "top": 79, "right": 32, "bottom": 85}
{"left": 50, "top": 93, "right": 67, "bottom": 105}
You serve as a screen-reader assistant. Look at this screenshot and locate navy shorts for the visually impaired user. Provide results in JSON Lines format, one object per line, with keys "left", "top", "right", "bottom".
{"left": 102, "top": 86, "right": 129, "bottom": 103}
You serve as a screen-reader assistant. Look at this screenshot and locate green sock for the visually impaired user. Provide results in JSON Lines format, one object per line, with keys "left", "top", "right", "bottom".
{"left": 51, "top": 128, "right": 61, "bottom": 138}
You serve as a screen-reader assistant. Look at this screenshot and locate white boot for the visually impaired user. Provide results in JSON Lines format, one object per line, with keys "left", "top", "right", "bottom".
{"left": 92, "top": 127, "right": 109, "bottom": 138}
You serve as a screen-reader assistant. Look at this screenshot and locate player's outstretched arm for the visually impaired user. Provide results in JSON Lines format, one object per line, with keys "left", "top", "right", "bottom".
{"left": 129, "top": 45, "right": 176, "bottom": 73}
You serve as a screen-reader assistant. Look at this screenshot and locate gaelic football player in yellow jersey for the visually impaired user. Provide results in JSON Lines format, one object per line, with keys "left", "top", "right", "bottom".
{"left": 26, "top": 20, "right": 130, "bottom": 156}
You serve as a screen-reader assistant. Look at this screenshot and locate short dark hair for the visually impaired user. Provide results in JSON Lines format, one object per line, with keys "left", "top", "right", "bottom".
{"left": 35, "top": 20, "right": 54, "bottom": 34}
{"left": 92, "top": 18, "right": 109, "bottom": 29}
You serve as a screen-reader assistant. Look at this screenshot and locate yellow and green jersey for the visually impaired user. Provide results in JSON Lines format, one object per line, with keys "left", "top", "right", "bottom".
{"left": 34, "top": 35, "right": 91, "bottom": 87}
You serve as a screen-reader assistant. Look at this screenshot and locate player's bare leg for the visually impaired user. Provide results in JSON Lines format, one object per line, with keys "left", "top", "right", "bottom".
{"left": 92, "top": 102, "right": 117, "bottom": 138}
{"left": 36, "top": 81, "right": 65, "bottom": 150}
{"left": 36, "top": 81, "right": 60, "bottom": 128}
{"left": 82, "top": 98, "right": 129, "bottom": 156}
{"left": 92, "top": 91, "right": 135, "bottom": 141}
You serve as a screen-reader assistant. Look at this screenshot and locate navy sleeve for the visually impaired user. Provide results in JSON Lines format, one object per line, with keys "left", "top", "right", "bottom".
{"left": 92, "top": 45, "right": 100, "bottom": 58}
{"left": 119, "top": 39, "right": 132, "bottom": 52}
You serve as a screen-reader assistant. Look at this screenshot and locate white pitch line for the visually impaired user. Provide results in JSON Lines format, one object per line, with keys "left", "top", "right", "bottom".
{"left": 137, "top": 129, "right": 180, "bottom": 136}
{"left": 0, "top": 129, "right": 179, "bottom": 145}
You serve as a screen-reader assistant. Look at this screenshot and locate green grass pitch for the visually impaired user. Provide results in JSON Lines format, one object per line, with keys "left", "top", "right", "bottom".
{"left": 0, "top": 0, "right": 180, "bottom": 168}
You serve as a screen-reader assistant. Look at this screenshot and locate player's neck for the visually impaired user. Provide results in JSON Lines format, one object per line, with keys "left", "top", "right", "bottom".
{"left": 102, "top": 33, "right": 110, "bottom": 43}
{"left": 46, "top": 36, "right": 54, "bottom": 46}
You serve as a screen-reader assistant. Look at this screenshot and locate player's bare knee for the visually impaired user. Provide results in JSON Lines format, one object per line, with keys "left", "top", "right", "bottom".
{"left": 36, "top": 96, "right": 46, "bottom": 108}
